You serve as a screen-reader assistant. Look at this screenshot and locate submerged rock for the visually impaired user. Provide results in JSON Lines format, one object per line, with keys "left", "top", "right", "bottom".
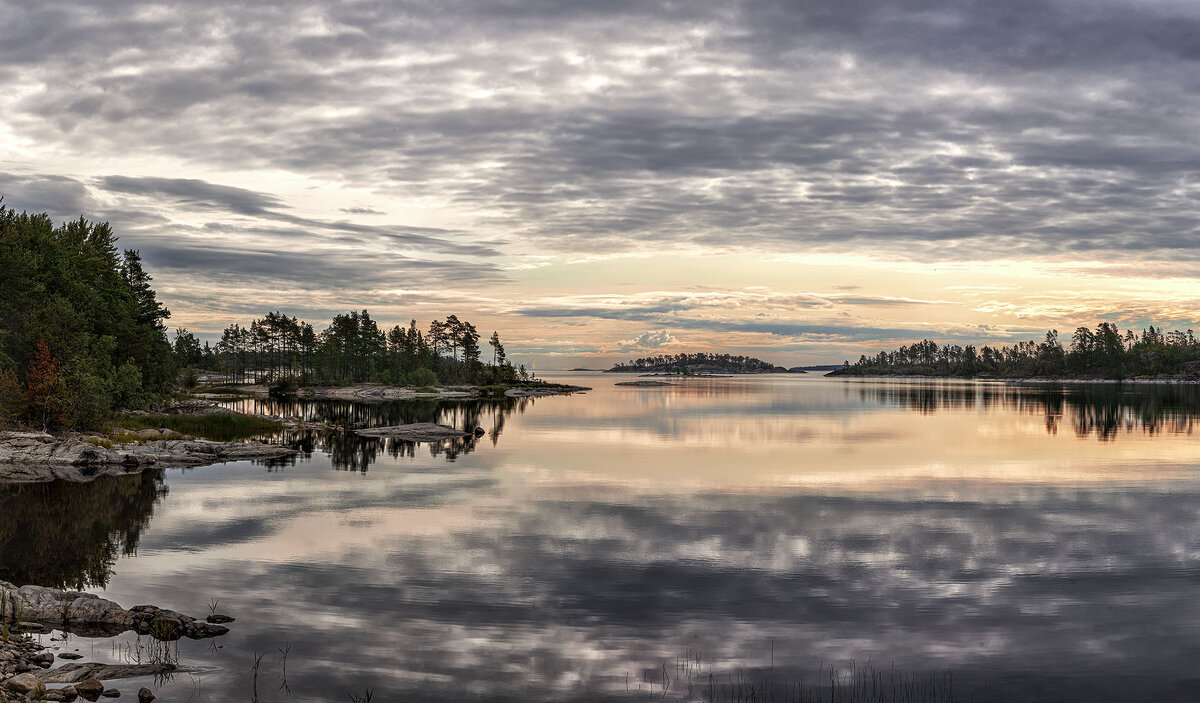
{"left": 41, "top": 665, "right": 172, "bottom": 685}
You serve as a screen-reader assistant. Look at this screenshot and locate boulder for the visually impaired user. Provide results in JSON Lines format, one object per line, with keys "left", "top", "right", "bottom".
{"left": 137, "top": 687, "right": 155, "bottom": 703}
{"left": 3, "top": 672, "right": 45, "bottom": 696}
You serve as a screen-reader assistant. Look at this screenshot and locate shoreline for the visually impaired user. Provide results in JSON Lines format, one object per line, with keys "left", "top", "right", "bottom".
{"left": 197, "top": 381, "right": 590, "bottom": 401}
{"left": 0, "top": 431, "right": 296, "bottom": 484}
{"left": 826, "top": 373, "right": 1200, "bottom": 384}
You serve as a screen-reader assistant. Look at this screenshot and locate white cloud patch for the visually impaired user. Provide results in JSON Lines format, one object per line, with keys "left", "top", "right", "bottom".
{"left": 617, "top": 329, "right": 677, "bottom": 350}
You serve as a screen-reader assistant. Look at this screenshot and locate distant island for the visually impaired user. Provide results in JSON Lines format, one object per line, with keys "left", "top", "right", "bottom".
{"left": 829, "top": 324, "right": 1200, "bottom": 380}
{"left": 607, "top": 353, "right": 786, "bottom": 374}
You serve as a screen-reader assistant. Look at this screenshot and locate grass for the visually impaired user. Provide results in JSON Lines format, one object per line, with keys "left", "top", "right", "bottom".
{"left": 116, "top": 413, "right": 283, "bottom": 441}
{"left": 84, "top": 437, "right": 114, "bottom": 449}
{"left": 197, "top": 386, "right": 256, "bottom": 396}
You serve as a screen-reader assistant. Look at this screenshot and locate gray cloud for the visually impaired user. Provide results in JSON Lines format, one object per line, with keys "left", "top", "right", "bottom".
{"left": 3, "top": 0, "right": 1200, "bottom": 268}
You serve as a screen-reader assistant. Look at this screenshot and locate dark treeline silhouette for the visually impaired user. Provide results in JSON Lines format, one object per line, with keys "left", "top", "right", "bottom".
{"left": 0, "top": 470, "right": 167, "bottom": 590}
{"left": 609, "top": 352, "right": 781, "bottom": 374}
{"left": 0, "top": 206, "right": 175, "bottom": 430}
{"left": 833, "top": 323, "right": 1200, "bottom": 379}
{"left": 175, "top": 310, "right": 529, "bottom": 387}
{"left": 850, "top": 380, "right": 1200, "bottom": 440}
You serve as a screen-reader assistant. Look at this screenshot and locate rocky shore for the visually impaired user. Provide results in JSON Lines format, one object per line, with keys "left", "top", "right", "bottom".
{"left": 0, "top": 431, "right": 296, "bottom": 483}
{"left": 1, "top": 580, "right": 229, "bottom": 701}
{"left": 355, "top": 423, "right": 475, "bottom": 441}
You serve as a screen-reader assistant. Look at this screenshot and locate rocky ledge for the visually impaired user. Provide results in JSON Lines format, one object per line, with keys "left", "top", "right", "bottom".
{"left": 355, "top": 423, "right": 475, "bottom": 441}
{"left": 0, "top": 432, "right": 296, "bottom": 483}
{"left": 1, "top": 581, "right": 229, "bottom": 640}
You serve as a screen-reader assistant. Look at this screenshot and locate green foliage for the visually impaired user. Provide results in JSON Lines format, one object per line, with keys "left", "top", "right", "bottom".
{"left": 268, "top": 375, "right": 299, "bottom": 398}
{"left": 62, "top": 362, "right": 111, "bottom": 431}
{"left": 179, "top": 365, "right": 199, "bottom": 389}
{"left": 111, "top": 360, "right": 146, "bottom": 409}
{"left": 609, "top": 352, "right": 778, "bottom": 373}
{"left": 0, "top": 205, "right": 175, "bottom": 429}
{"left": 837, "top": 323, "right": 1200, "bottom": 379}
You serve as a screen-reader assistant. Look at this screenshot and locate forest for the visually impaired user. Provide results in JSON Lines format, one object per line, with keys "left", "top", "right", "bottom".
{"left": 608, "top": 352, "right": 782, "bottom": 374}
{"left": 0, "top": 205, "right": 174, "bottom": 431}
{"left": 832, "top": 323, "right": 1200, "bottom": 379}
{"left": 173, "top": 310, "right": 528, "bottom": 389}
{"left": 0, "top": 205, "right": 529, "bottom": 431}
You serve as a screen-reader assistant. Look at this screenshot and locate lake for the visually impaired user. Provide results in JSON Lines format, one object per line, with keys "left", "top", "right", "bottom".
{"left": 5, "top": 373, "right": 1200, "bottom": 701}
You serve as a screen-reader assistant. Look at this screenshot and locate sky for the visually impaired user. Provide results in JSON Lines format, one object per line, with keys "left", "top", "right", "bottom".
{"left": 2, "top": 0, "right": 1200, "bottom": 368}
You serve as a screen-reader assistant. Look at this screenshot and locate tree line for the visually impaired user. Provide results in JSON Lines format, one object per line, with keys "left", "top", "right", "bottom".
{"left": 834, "top": 323, "right": 1200, "bottom": 379}
{"left": 0, "top": 205, "right": 174, "bottom": 430}
{"left": 0, "top": 205, "right": 532, "bottom": 431}
{"left": 608, "top": 352, "right": 780, "bottom": 373}
{"left": 174, "top": 310, "right": 528, "bottom": 388}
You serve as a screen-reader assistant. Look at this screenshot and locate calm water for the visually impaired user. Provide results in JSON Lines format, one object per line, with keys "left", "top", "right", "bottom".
{"left": 6, "top": 374, "right": 1200, "bottom": 701}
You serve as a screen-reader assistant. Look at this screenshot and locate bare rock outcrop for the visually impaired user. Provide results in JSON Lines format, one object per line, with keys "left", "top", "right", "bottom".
{"left": 355, "top": 423, "right": 471, "bottom": 441}
{"left": 0, "top": 432, "right": 296, "bottom": 483}
{"left": 0, "top": 581, "right": 228, "bottom": 640}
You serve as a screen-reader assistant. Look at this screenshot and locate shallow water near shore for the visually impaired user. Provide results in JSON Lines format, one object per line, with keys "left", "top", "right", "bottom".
{"left": 6, "top": 373, "right": 1200, "bottom": 700}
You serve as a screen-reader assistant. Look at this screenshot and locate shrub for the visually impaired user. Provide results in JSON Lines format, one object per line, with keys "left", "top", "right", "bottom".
{"left": 268, "top": 375, "right": 300, "bottom": 398}
{"left": 111, "top": 361, "right": 146, "bottom": 409}
{"left": 63, "top": 366, "right": 111, "bottom": 431}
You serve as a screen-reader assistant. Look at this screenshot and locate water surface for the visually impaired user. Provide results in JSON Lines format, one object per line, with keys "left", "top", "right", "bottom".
{"left": 6, "top": 374, "right": 1200, "bottom": 701}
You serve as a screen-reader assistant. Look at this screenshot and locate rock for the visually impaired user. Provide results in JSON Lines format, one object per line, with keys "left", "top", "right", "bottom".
{"left": 59, "top": 653, "right": 84, "bottom": 660}
{"left": 137, "top": 687, "right": 154, "bottom": 703}
{"left": 503, "top": 385, "right": 590, "bottom": 397}
{"left": 205, "top": 614, "right": 234, "bottom": 624}
{"left": 17, "top": 621, "right": 47, "bottom": 633}
{"left": 101, "top": 689, "right": 120, "bottom": 698}
{"left": 43, "top": 688, "right": 78, "bottom": 701}
{"left": 473, "top": 426, "right": 485, "bottom": 437}
{"left": 355, "top": 423, "right": 471, "bottom": 441}
{"left": 0, "top": 434, "right": 295, "bottom": 482}
{"left": 3, "top": 672, "right": 45, "bottom": 696}
{"left": 75, "top": 679, "right": 104, "bottom": 696}
{"left": 0, "top": 581, "right": 228, "bottom": 640}
{"left": 39, "top": 664, "right": 174, "bottom": 685}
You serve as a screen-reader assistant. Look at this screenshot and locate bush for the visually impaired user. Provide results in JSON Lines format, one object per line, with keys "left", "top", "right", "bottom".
{"left": 179, "top": 365, "right": 199, "bottom": 389}
{"left": 111, "top": 361, "right": 146, "bottom": 409}
{"left": 63, "top": 366, "right": 111, "bottom": 431}
{"left": 268, "top": 375, "right": 300, "bottom": 398}
{"left": 404, "top": 368, "right": 439, "bottom": 387}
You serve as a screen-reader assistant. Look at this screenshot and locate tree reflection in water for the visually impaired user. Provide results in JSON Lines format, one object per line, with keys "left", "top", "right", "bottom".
{"left": 852, "top": 381, "right": 1200, "bottom": 440}
{"left": 225, "top": 395, "right": 536, "bottom": 472}
{"left": 0, "top": 470, "right": 167, "bottom": 590}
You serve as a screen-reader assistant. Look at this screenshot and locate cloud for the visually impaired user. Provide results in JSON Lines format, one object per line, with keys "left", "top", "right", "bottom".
{"left": 616, "top": 329, "right": 677, "bottom": 349}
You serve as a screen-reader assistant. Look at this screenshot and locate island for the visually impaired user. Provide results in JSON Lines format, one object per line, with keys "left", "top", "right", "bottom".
{"left": 606, "top": 353, "right": 785, "bottom": 374}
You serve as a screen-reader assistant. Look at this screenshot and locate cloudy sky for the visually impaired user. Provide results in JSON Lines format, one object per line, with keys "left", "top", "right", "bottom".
{"left": 3, "top": 0, "right": 1200, "bottom": 367}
